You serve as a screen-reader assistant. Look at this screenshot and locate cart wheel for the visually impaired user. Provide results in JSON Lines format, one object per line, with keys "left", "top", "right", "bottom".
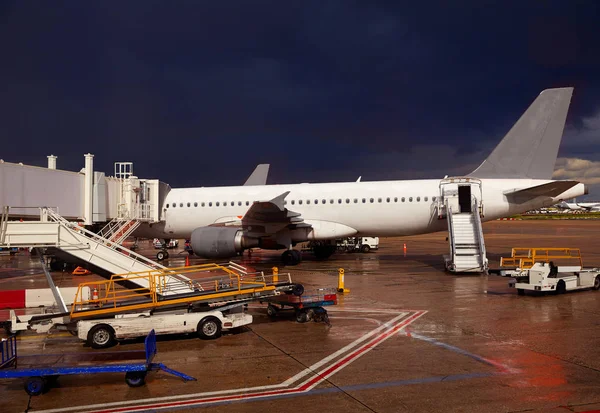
{"left": 292, "top": 284, "right": 304, "bottom": 296}
{"left": 266, "top": 304, "right": 278, "bottom": 317}
{"left": 594, "top": 275, "right": 600, "bottom": 291}
{"left": 88, "top": 324, "right": 116, "bottom": 349}
{"left": 156, "top": 250, "right": 166, "bottom": 261}
{"left": 296, "top": 310, "right": 309, "bottom": 323}
{"left": 361, "top": 244, "right": 371, "bottom": 253}
{"left": 125, "top": 371, "right": 147, "bottom": 387}
{"left": 556, "top": 280, "right": 566, "bottom": 294}
{"left": 24, "top": 377, "right": 45, "bottom": 396}
{"left": 306, "top": 309, "right": 314, "bottom": 322}
{"left": 197, "top": 317, "right": 222, "bottom": 340}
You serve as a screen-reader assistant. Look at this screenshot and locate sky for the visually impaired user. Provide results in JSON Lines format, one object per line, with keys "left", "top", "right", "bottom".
{"left": 1, "top": 1, "right": 599, "bottom": 196}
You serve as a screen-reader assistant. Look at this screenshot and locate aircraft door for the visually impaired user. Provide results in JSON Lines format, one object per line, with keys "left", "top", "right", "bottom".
{"left": 458, "top": 186, "right": 471, "bottom": 213}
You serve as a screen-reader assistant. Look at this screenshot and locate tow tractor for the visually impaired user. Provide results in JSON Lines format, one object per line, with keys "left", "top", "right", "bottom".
{"left": 508, "top": 262, "right": 600, "bottom": 295}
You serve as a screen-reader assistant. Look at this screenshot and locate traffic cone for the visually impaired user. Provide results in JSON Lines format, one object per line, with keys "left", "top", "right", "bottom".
{"left": 403, "top": 243, "right": 407, "bottom": 256}
{"left": 92, "top": 287, "right": 99, "bottom": 301}
{"left": 185, "top": 255, "right": 190, "bottom": 267}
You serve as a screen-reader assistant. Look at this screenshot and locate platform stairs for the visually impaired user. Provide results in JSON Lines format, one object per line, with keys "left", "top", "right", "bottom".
{"left": 0, "top": 207, "right": 191, "bottom": 295}
{"left": 98, "top": 218, "right": 141, "bottom": 246}
{"left": 444, "top": 197, "right": 488, "bottom": 273}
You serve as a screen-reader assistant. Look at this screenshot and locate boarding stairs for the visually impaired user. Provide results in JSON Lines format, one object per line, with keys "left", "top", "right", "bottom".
{"left": 0, "top": 206, "right": 192, "bottom": 295}
{"left": 98, "top": 218, "right": 141, "bottom": 246}
{"left": 444, "top": 197, "right": 488, "bottom": 273}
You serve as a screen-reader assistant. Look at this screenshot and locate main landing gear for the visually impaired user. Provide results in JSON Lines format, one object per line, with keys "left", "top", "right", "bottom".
{"left": 281, "top": 249, "right": 302, "bottom": 266}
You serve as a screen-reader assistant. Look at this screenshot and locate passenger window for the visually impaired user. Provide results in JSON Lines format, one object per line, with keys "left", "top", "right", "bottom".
{"left": 187, "top": 202, "right": 190, "bottom": 207}
{"left": 386, "top": 197, "right": 390, "bottom": 203}
{"left": 194, "top": 202, "right": 198, "bottom": 207}
{"left": 201, "top": 202, "right": 205, "bottom": 207}
{"left": 209, "top": 202, "right": 212, "bottom": 207}
{"left": 330, "top": 199, "right": 334, "bottom": 204}
{"left": 432, "top": 196, "right": 437, "bottom": 202}
{"left": 315, "top": 199, "right": 319, "bottom": 204}
{"left": 246, "top": 201, "right": 250, "bottom": 206}
{"left": 362, "top": 198, "right": 366, "bottom": 203}
{"left": 370, "top": 198, "right": 374, "bottom": 203}
{"left": 238, "top": 201, "right": 242, "bottom": 206}
{"left": 417, "top": 197, "right": 420, "bottom": 202}
{"left": 322, "top": 199, "right": 326, "bottom": 204}
{"left": 216, "top": 202, "right": 220, "bottom": 207}
{"left": 180, "top": 203, "right": 183, "bottom": 207}
{"left": 166, "top": 204, "right": 170, "bottom": 208}
{"left": 299, "top": 200, "right": 303, "bottom": 205}
{"left": 409, "top": 197, "right": 413, "bottom": 202}
{"left": 231, "top": 202, "right": 234, "bottom": 206}
{"left": 291, "top": 200, "right": 295, "bottom": 205}
{"left": 346, "top": 199, "right": 350, "bottom": 204}
{"left": 223, "top": 201, "right": 227, "bottom": 207}
{"left": 338, "top": 199, "right": 342, "bottom": 204}
{"left": 424, "top": 196, "right": 428, "bottom": 202}
{"left": 354, "top": 199, "right": 358, "bottom": 203}
{"left": 394, "top": 197, "right": 398, "bottom": 202}
{"left": 402, "top": 197, "right": 405, "bottom": 202}
{"left": 172, "top": 203, "right": 176, "bottom": 208}
{"left": 307, "top": 200, "right": 310, "bottom": 205}
{"left": 378, "top": 198, "right": 382, "bottom": 203}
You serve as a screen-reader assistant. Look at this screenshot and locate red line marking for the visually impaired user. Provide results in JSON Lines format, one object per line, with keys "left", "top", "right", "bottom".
{"left": 84, "top": 311, "right": 425, "bottom": 413}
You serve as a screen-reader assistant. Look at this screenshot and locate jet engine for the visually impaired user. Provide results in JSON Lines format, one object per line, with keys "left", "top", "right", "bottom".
{"left": 190, "top": 227, "right": 259, "bottom": 258}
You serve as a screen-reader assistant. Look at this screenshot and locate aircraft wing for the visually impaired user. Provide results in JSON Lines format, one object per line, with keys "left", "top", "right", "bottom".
{"left": 243, "top": 164, "right": 270, "bottom": 186}
{"left": 504, "top": 181, "right": 580, "bottom": 203}
{"left": 241, "top": 191, "right": 308, "bottom": 236}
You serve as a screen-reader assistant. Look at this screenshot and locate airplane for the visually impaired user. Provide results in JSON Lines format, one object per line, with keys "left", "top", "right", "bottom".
{"left": 556, "top": 200, "right": 600, "bottom": 212}
{"left": 134, "top": 87, "right": 587, "bottom": 265}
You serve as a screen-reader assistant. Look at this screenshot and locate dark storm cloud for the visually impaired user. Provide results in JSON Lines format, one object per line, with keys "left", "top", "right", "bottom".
{"left": 0, "top": 1, "right": 599, "bottom": 191}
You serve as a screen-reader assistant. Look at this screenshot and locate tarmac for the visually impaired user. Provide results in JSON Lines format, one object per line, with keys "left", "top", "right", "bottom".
{"left": 2, "top": 220, "right": 600, "bottom": 413}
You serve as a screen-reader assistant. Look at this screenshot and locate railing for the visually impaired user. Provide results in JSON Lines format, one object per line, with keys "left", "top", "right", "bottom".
{"left": 500, "top": 248, "right": 583, "bottom": 269}
{"left": 445, "top": 201, "right": 456, "bottom": 260}
{"left": 70, "top": 263, "right": 292, "bottom": 319}
{"left": 471, "top": 196, "right": 486, "bottom": 265}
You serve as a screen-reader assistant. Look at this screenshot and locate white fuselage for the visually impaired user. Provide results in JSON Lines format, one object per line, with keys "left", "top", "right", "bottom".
{"left": 134, "top": 178, "right": 586, "bottom": 241}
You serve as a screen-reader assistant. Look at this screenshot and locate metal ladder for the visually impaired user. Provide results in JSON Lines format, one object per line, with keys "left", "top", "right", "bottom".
{"left": 98, "top": 218, "right": 141, "bottom": 246}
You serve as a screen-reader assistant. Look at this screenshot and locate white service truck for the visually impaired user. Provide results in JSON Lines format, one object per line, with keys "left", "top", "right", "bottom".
{"left": 509, "top": 262, "right": 600, "bottom": 295}
{"left": 337, "top": 237, "right": 379, "bottom": 253}
{"left": 77, "top": 308, "right": 252, "bottom": 348}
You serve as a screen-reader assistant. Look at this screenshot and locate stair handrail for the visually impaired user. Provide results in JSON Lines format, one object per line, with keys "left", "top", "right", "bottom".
{"left": 43, "top": 208, "right": 192, "bottom": 288}
{"left": 471, "top": 196, "right": 487, "bottom": 266}
{"left": 0, "top": 206, "right": 9, "bottom": 244}
{"left": 445, "top": 201, "right": 456, "bottom": 259}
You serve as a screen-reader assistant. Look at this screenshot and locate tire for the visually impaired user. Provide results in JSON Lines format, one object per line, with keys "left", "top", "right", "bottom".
{"left": 517, "top": 289, "right": 524, "bottom": 296}
{"left": 87, "top": 324, "right": 116, "bottom": 349}
{"left": 281, "top": 250, "right": 300, "bottom": 266}
{"left": 292, "top": 283, "right": 304, "bottom": 296}
{"left": 361, "top": 244, "right": 371, "bottom": 253}
{"left": 594, "top": 275, "right": 600, "bottom": 291}
{"left": 156, "top": 251, "right": 166, "bottom": 261}
{"left": 197, "top": 317, "right": 222, "bottom": 340}
{"left": 291, "top": 249, "right": 303, "bottom": 263}
{"left": 556, "top": 280, "right": 566, "bottom": 294}
{"left": 125, "top": 371, "right": 147, "bottom": 387}
{"left": 24, "top": 377, "right": 45, "bottom": 396}
{"left": 296, "top": 310, "right": 309, "bottom": 323}
{"left": 266, "top": 304, "right": 278, "bottom": 317}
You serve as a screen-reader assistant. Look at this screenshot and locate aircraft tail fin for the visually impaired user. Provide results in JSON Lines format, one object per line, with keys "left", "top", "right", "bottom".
{"left": 469, "top": 87, "right": 573, "bottom": 180}
{"left": 244, "top": 164, "right": 270, "bottom": 186}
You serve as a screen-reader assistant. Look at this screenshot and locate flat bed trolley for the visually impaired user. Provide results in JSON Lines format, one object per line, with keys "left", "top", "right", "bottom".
{"left": 0, "top": 330, "right": 195, "bottom": 396}
{"left": 261, "top": 288, "right": 337, "bottom": 324}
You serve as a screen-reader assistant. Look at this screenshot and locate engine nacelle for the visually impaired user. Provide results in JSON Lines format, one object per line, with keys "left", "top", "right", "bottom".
{"left": 190, "top": 227, "right": 259, "bottom": 258}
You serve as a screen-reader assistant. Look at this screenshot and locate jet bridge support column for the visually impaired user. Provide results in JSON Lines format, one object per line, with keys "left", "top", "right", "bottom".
{"left": 84, "top": 153, "right": 94, "bottom": 225}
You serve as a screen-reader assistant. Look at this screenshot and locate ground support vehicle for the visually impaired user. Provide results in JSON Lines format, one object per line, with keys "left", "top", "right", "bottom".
{"left": 496, "top": 247, "right": 584, "bottom": 276}
{"left": 78, "top": 306, "right": 252, "bottom": 348}
{"left": 0, "top": 330, "right": 195, "bottom": 396}
{"left": 336, "top": 237, "right": 379, "bottom": 253}
{"left": 261, "top": 288, "right": 337, "bottom": 325}
{"left": 508, "top": 262, "right": 600, "bottom": 295}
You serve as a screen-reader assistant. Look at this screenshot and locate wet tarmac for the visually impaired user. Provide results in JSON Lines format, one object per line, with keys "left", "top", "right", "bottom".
{"left": 2, "top": 220, "right": 600, "bottom": 412}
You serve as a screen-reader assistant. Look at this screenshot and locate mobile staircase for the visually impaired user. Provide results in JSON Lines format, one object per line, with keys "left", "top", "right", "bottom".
{"left": 444, "top": 197, "right": 488, "bottom": 273}
{"left": 98, "top": 218, "right": 141, "bottom": 246}
{"left": 438, "top": 178, "right": 488, "bottom": 273}
{"left": 0, "top": 206, "right": 191, "bottom": 294}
